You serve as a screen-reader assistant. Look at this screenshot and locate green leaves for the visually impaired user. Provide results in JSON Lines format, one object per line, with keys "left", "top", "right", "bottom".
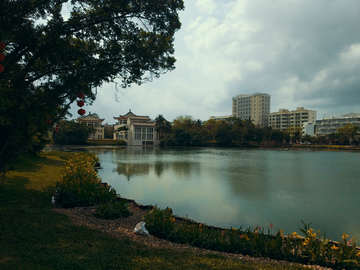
{"left": 52, "top": 120, "right": 95, "bottom": 145}
{"left": 0, "top": 0, "right": 184, "bottom": 173}
{"left": 95, "top": 200, "right": 131, "bottom": 219}
{"left": 54, "top": 152, "right": 120, "bottom": 208}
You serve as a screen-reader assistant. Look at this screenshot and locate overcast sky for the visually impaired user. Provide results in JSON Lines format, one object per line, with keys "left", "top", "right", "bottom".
{"left": 68, "top": 0, "right": 360, "bottom": 124}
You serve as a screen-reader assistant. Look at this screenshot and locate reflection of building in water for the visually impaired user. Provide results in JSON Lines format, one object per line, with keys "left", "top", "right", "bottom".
{"left": 77, "top": 112, "right": 105, "bottom": 139}
{"left": 113, "top": 109, "right": 160, "bottom": 146}
{"left": 114, "top": 162, "right": 151, "bottom": 180}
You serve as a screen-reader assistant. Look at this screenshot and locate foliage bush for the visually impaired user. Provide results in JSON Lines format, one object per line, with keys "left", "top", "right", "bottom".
{"left": 52, "top": 121, "right": 95, "bottom": 145}
{"left": 95, "top": 200, "right": 131, "bottom": 219}
{"left": 143, "top": 206, "right": 360, "bottom": 269}
{"left": 54, "top": 152, "right": 130, "bottom": 219}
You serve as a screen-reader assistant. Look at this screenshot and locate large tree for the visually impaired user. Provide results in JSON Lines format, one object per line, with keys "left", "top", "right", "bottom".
{"left": 337, "top": 124, "right": 360, "bottom": 145}
{"left": 0, "top": 0, "right": 184, "bottom": 173}
{"left": 155, "top": 114, "right": 171, "bottom": 139}
{"left": 52, "top": 120, "right": 95, "bottom": 145}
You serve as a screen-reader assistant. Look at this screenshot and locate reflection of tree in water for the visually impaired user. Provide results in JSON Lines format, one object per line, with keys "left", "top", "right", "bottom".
{"left": 171, "top": 161, "right": 200, "bottom": 178}
{"left": 113, "top": 162, "right": 150, "bottom": 181}
{"left": 154, "top": 161, "right": 168, "bottom": 177}
{"left": 114, "top": 161, "right": 201, "bottom": 180}
{"left": 226, "top": 164, "right": 270, "bottom": 200}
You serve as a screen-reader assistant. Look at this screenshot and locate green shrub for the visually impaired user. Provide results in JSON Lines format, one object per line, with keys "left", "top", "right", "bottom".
{"left": 95, "top": 200, "right": 132, "bottom": 219}
{"left": 54, "top": 152, "right": 119, "bottom": 208}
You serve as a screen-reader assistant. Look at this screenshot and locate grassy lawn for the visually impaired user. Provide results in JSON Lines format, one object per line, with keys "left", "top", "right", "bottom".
{"left": 0, "top": 152, "right": 310, "bottom": 270}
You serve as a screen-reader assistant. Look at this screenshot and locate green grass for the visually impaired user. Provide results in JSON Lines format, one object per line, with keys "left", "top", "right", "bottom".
{"left": 0, "top": 152, "right": 311, "bottom": 270}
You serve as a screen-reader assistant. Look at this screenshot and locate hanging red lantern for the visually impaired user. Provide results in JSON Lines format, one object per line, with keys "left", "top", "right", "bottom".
{"left": 46, "top": 119, "right": 52, "bottom": 124}
{"left": 78, "top": 108, "right": 86, "bottom": 116}
{"left": 77, "top": 100, "right": 85, "bottom": 107}
{"left": 77, "top": 92, "right": 85, "bottom": 99}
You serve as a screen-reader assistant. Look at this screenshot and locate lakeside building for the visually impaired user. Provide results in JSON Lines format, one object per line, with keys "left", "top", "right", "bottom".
{"left": 314, "top": 113, "right": 360, "bottom": 137}
{"left": 113, "top": 109, "right": 160, "bottom": 146}
{"left": 209, "top": 115, "right": 232, "bottom": 121}
{"left": 77, "top": 112, "right": 105, "bottom": 139}
{"left": 269, "top": 107, "right": 316, "bottom": 131}
{"left": 232, "top": 93, "right": 270, "bottom": 127}
{"left": 302, "top": 122, "right": 315, "bottom": 137}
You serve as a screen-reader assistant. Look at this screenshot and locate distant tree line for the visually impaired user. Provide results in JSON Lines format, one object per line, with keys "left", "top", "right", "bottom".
{"left": 155, "top": 116, "right": 360, "bottom": 147}
{"left": 155, "top": 115, "right": 288, "bottom": 147}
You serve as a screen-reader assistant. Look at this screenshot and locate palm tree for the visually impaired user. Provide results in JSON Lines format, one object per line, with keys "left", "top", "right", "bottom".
{"left": 155, "top": 115, "right": 172, "bottom": 140}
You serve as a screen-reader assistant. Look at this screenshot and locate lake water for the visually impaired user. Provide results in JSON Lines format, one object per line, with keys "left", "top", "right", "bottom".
{"left": 84, "top": 146, "right": 360, "bottom": 241}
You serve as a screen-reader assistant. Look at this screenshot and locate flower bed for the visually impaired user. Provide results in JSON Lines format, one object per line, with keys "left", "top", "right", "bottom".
{"left": 143, "top": 206, "right": 360, "bottom": 269}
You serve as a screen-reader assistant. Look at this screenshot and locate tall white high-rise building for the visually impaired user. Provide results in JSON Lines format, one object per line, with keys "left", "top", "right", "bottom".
{"left": 232, "top": 93, "right": 271, "bottom": 127}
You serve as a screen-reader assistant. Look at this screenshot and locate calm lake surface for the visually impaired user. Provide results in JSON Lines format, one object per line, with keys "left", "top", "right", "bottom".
{"left": 84, "top": 146, "right": 360, "bottom": 241}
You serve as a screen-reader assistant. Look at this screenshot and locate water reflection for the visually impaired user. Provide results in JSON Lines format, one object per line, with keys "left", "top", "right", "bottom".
{"left": 112, "top": 159, "right": 199, "bottom": 180}
{"left": 86, "top": 147, "right": 360, "bottom": 240}
{"left": 113, "top": 162, "right": 151, "bottom": 180}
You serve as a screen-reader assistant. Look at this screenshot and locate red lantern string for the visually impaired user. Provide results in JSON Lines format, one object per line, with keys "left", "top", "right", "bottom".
{"left": 77, "top": 92, "right": 85, "bottom": 99}
{"left": 77, "top": 92, "right": 85, "bottom": 116}
{"left": 78, "top": 108, "right": 86, "bottom": 116}
{"left": 77, "top": 100, "right": 84, "bottom": 107}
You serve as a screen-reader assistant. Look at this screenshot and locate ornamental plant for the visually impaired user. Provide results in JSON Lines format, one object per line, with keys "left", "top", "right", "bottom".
{"left": 95, "top": 200, "right": 131, "bottom": 219}
{"left": 54, "top": 152, "right": 130, "bottom": 220}
{"left": 143, "top": 206, "right": 360, "bottom": 269}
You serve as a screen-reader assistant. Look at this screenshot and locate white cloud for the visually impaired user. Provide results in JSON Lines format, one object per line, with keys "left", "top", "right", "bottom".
{"left": 195, "top": 0, "right": 217, "bottom": 14}
{"left": 69, "top": 0, "right": 360, "bottom": 123}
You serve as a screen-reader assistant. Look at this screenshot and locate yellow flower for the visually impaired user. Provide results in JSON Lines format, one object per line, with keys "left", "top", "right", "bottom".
{"left": 308, "top": 228, "right": 314, "bottom": 234}
{"left": 199, "top": 223, "right": 202, "bottom": 227}
{"left": 232, "top": 228, "right": 236, "bottom": 231}
{"left": 303, "top": 238, "right": 310, "bottom": 246}
{"left": 356, "top": 251, "right": 360, "bottom": 257}
{"left": 240, "top": 235, "right": 250, "bottom": 241}
{"left": 291, "top": 232, "right": 301, "bottom": 239}
{"left": 331, "top": 244, "right": 339, "bottom": 250}
{"left": 310, "top": 233, "right": 317, "bottom": 238}
{"left": 342, "top": 233, "right": 349, "bottom": 240}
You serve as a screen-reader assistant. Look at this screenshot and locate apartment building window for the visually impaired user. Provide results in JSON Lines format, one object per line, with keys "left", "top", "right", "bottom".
{"left": 135, "top": 133, "right": 141, "bottom": 140}
{"left": 147, "top": 134, "right": 153, "bottom": 140}
{"left": 135, "top": 127, "right": 141, "bottom": 132}
{"left": 142, "top": 134, "right": 146, "bottom": 140}
{"left": 147, "top": 128, "right": 154, "bottom": 133}
{"left": 142, "top": 128, "right": 146, "bottom": 133}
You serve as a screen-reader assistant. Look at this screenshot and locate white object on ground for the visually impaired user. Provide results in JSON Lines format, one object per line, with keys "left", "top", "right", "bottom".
{"left": 134, "top": 221, "right": 150, "bottom": 236}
